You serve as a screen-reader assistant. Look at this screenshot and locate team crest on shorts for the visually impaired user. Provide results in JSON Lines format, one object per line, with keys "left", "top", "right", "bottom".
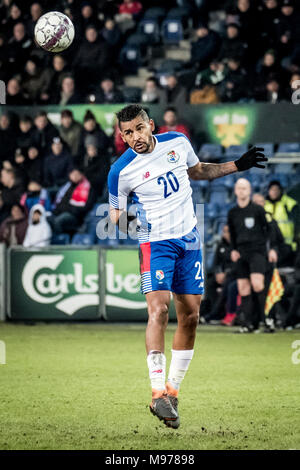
{"left": 156, "top": 270, "right": 165, "bottom": 281}
{"left": 167, "top": 150, "right": 180, "bottom": 163}
{"left": 245, "top": 217, "right": 255, "bottom": 229}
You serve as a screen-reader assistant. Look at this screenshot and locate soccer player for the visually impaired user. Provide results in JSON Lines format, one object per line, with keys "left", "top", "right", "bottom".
{"left": 108, "top": 105, "right": 267, "bottom": 428}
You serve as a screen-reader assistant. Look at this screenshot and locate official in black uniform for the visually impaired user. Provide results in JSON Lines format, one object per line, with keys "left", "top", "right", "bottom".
{"left": 228, "top": 178, "right": 278, "bottom": 332}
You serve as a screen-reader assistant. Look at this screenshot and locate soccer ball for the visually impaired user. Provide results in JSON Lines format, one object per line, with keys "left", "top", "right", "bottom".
{"left": 34, "top": 11, "right": 75, "bottom": 52}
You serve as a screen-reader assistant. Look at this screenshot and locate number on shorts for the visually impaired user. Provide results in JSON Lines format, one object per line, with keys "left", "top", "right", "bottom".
{"left": 195, "top": 261, "right": 203, "bottom": 287}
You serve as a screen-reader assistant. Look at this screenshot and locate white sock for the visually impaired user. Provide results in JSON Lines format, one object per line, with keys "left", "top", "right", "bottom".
{"left": 167, "top": 349, "right": 194, "bottom": 391}
{"left": 147, "top": 351, "right": 166, "bottom": 391}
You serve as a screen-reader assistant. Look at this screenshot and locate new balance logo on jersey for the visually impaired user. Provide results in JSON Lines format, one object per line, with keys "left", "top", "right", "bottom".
{"left": 143, "top": 171, "right": 150, "bottom": 179}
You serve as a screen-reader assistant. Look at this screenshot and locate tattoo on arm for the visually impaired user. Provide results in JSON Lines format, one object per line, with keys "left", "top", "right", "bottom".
{"left": 189, "top": 161, "right": 238, "bottom": 181}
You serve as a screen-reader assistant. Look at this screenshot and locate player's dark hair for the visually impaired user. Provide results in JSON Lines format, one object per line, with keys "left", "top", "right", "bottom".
{"left": 116, "top": 105, "right": 149, "bottom": 128}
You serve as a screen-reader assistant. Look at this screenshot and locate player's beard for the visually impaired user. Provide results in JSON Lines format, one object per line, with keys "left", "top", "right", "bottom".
{"left": 134, "top": 135, "right": 154, "bottom": 154}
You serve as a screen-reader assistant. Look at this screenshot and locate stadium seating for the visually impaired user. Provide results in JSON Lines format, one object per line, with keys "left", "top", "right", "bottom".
{"left": 121, "top": 86, "right": 142, "bottom": 103}
{"left": 255, "top": 143, "right": 274, "bottom": 157}
{"left": 225, "top": 144, "right": 249, "bottom": 159}
{"left": 119, "top": 45, "right": 142, "bottom": 75}
{"left": 277, "top": 143, "right": 300, "bottom": 154}
{"left": 161, "top": 19, "right": 183, "bottom": 44}
{"left": 72, "top": 233, "right": 96, "bottom": 245}
{"left": 137, "top": 19, "right": 161, "bottom": 44}
{"left": 143, "top": 7, "right": 167, "bottom": 23}
{"left": 198, "top": 143, "right": 223, "bottom": 161}
{"left": 51, "top": 234, "right": 71, "bottom": 245}
{"left": 273, "top": 163, "right": 295, "bottom": 174}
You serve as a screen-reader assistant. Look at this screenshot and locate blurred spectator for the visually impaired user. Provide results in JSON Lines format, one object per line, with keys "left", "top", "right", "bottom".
{"left": 21, "top": 57, "right": 51, "bottom": 104}
{"left": 0, "top": 203, "right": 28, "bottom": 246}
{"left": 265, "top": 180, "right": 300, "bottom": 255}
{"left": 78, "top": 110, "right": 111, "bottom": 164}
{"left": 24, "top": 146, "right": 43, "bottom": 183}
{"left": 76, "top": 1, "right": 102, "bottom": 37}
{"left": 42, "top": 54, "right": 71, "bottom": 103}
{"left": 13, "top": 147, "right": 28, "bottom": 181}
{"left": 72, "top": 25, "right": 110, "bottom": 92}
{"left": 258, "top": 0, "right": 281, "bottom": 51}
{"left": 218, "top": 23, "right": 248, "bottom": 63}
{"left": 254, "top": 50, "right": 286, "bottom": 99}
{"left": 118, "top": 0, "right": 142, "bottom": 17}
{"left": 32, "top": 111, "right": 59, "bottom": 155}
{"left": 59, "top": 109, "right": 82, "bottom": 159}
{"left": 23, "top": 203, "right": 52, "bottom": 247}
{"left": 164, "top": 74, "right": 188, "bottom": 109}
{"left": 253, "top": 192, "right": 289, "bottom": 266}
{"left": 54, "top": 74, "right": 82, "bottom": 105}
{"left": 189, "top": 23, "right": 220, "bottom": 71}
{"left": 43, "top": 137, "right": 73, "bottom": 188}
{"left": 114, "top": 123, "right": 127, "bottom": 157}
{"left": 48, "top": 167, "right": 96, "bottom": 235}
{"left": 3, "top": 2, "right": 24, "bottom": 39}
{"left": 26, "top": 2, "right": 43, "bottom": 39}
{"left": 17, "top": 116, "right": 35, "bottom": 150}
{"left": 101, "top": 18, "right": 121, "bottom": 55}
{"left": 89, "top": 77, "right": 124, "bottom": 104}
{"left": 194, "top": 60, "right": 225, "bottom": 88}
{"left": 83, "top": 136, "right": 109, "bottom": 197}
{"left": 0, "top": 113, "right": 17, "bottom": 163}
{"left": 115, "top": 0, "right": 142, "bottom": 33}
{"left": 217, "top": 56, "right": 248, "bottom": 102}
{"left": 141, "top": 77, "right": 167, "bottom": 105}
{"left": 204, "top": 224, "right": 238, "bottom": 326}
{"left": 7, "top": 22, "right": 33, "bottom": 75}
{"left": 20, "top": 180, "right": 52, "bottom": 213}
{"left": 0, "top": 33, "right": 8, "bottom": 82}
{"left": 158, "top": 107, "right": 191, "bottom": 140}
{"left": 0, "top": 168, "right": 25, "bottom": 223}
{"left": 226, "top": 0, "right": 257, "bottom": 48}
{"left": 261, "top": 77, "right": 285, "bottom": 103}
{"left": 6, "top": 77, "right": 28, "bottom": 105}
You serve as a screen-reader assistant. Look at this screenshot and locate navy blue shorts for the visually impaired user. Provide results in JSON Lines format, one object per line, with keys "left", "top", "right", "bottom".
{"left": 139, "top": 226, "right": 204, "bottom": 295}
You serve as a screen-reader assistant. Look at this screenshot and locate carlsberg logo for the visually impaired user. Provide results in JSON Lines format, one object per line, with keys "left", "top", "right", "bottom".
{"left": 105, "top": 262, "right": 147, "bottom": 310}
{"left": 22, "top": 255, "right": 99, "bottom": 315}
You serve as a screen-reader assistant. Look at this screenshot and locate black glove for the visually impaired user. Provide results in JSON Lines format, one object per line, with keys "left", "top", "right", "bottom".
{"left": 234, "top": 146, "right": 268, "bottom": 172}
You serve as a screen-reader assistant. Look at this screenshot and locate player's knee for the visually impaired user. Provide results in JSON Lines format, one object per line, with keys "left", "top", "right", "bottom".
{"left": 181, "top": 310, "right": 199, "bottom": 330}
{"left": 148, "top": 304, "right": 169, "bottom": 326}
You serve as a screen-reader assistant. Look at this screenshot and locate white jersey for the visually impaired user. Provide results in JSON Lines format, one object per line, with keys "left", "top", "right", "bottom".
{"left": 108, "top": 132, "right": 199, "bottom": 242}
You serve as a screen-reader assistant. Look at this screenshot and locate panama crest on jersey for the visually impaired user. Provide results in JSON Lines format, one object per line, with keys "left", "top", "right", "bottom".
{"left": 167, "top": 150, "right": 180, "bottom": 163}
{"left": 156, "top": 270, "right": 165, "bottom": 281}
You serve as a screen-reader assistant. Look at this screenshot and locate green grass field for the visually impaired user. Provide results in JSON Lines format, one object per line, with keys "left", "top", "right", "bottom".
{"left": 0, "top": 322, "right": 299, "bottom": 450}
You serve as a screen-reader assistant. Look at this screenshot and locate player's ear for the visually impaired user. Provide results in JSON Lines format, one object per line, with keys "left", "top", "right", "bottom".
{"left": 120, "top": 132, "right": 127, "bottom": 143}
{"left": 149, "top": 119, "right": 155, "bottom": 132}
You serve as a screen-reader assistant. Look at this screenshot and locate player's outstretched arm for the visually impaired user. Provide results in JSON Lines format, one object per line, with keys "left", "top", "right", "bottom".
{"left": 188, "top": 147, "right": 268, "bottom": 181}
